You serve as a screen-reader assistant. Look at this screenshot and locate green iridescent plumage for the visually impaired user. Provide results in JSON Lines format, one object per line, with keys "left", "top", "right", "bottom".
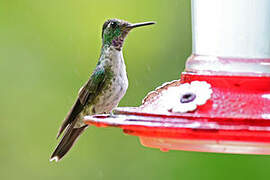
{"left": 103, "top": 25, "right": 121, "bottom": 45}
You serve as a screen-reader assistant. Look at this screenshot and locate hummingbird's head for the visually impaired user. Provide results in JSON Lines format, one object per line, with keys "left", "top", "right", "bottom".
{"left": 101, "top": 19, "right": 155, "bottom": 50}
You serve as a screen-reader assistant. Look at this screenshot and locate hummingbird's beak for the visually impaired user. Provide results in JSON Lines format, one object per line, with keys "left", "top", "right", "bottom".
{"left": 126, "top": 21, "right": 156, "bottom": 29}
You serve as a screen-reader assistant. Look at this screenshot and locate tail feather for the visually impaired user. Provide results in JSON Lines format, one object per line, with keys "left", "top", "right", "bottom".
{"left": 50, "top": 124, "right": 88, "bottom": 162}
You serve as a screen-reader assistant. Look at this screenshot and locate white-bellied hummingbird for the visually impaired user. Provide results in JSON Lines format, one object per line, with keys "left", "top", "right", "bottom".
{"left": 50, "top": 19, "right": 155, "bottom": 162}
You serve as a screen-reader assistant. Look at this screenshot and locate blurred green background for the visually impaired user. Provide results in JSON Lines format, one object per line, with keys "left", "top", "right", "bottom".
{"left": 1, "top": 0, "right": 270, "bottom": 180}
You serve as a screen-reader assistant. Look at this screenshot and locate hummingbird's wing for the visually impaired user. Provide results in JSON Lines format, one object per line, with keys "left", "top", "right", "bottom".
{"left": 56, "top": 66, "right": 106, "bottom": 138}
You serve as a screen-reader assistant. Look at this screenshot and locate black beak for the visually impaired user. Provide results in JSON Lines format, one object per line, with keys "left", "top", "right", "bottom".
{"left": 127, "top": 21, "right": 156, "bottom": 29}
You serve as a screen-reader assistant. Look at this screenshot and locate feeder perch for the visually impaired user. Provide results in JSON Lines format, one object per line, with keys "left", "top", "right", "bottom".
{"left": 84, "top": 0, "right": 270, "bottom": 154}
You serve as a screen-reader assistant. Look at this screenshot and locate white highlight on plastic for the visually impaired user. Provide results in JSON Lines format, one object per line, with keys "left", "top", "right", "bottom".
{"left": 262, "top": 114, "right": 270, "bottom": 119}
{"left": 262, "top": 94, "right": 270, "bottom": 100}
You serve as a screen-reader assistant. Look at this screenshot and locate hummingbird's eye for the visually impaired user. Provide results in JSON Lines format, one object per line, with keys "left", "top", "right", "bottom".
{"left": 110, "top": 22, "right": 117, "bottom": 29}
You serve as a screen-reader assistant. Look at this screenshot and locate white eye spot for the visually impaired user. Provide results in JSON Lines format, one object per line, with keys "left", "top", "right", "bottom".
{"left": 110, "top": 22, "right": 117, "bottom": 29}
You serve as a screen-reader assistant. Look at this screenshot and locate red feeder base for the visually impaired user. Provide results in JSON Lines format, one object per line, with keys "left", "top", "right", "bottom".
{"left": 84, "top": 72, "right": 270, "bottom": 155}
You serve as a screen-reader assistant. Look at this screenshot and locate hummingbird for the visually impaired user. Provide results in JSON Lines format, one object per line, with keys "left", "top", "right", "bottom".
{"left": 50, "top": 19, "right": 155, "bottom": 162}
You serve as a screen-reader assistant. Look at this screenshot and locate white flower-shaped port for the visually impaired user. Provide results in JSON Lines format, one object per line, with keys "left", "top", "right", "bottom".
{"left": 159, "top": 81, "right": 213, "bottom": 113}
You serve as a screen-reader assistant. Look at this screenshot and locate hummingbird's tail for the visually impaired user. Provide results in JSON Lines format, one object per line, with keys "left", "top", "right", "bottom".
{"left": 50, "top": 124, "right": 88, "bottom": 162}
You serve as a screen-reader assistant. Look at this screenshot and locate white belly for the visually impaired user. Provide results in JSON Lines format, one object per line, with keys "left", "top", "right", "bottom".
{"left": 94, "top": 74, "right": 128, "bottom": 113}
{"left": 92, "top": 48, "right": 128, "bottom": 114}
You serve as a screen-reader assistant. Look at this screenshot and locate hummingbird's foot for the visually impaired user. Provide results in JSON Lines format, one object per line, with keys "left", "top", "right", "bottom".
{"left": 109, "top": 111, "right": 115, "bottom": 117}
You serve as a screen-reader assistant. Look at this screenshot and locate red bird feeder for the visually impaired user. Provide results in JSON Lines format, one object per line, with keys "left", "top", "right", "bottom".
{"left": 84, "top": 0, "right": 270, "bottom": 154}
